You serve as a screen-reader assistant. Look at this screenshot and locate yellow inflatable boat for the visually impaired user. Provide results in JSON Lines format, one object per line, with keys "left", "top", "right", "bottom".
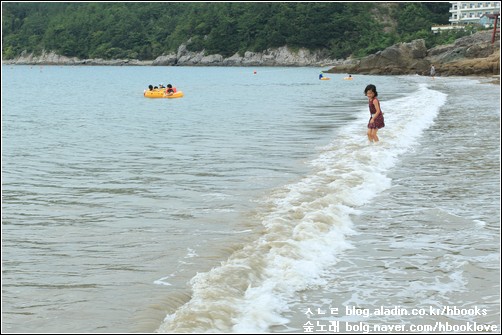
{"left": 144, "top": 90, "right": 184, "bottom": 99}
{"left": 320, "top": 77, "right": 331, "bottom": 80}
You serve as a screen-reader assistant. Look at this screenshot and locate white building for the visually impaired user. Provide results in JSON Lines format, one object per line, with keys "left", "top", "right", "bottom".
{"left": 449, "top": 2, "right": 500, "bottom": 25}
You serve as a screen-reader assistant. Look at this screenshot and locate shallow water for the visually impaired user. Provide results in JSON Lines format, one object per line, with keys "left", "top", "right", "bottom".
{"left": 2, "top": 66, "right": 499, "bottom": 333}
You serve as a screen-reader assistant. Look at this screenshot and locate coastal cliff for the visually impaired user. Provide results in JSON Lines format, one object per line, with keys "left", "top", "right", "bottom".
{"left": 3, "top": 31, "right": 500, "bottom": 77}
{"left": 3, "top": 45, "right": 338, "bottom": 68}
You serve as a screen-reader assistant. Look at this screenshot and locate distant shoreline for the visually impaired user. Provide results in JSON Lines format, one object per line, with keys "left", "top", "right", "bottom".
{"left": 3, "top": 63, "right": 499, "bottom": 82}
{"left": 4, "top": 30, "right": 498, "bottom": 77}
{"left": 1, "top": 62, "right": 332, "bottom": 67}
{"left": 1, "top": 46, "right": 343, "bottom": 68}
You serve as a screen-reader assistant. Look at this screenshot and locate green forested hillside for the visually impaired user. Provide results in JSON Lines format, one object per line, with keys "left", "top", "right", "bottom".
{"left": 2, "top": 2, "right": 464, "bottom": 61}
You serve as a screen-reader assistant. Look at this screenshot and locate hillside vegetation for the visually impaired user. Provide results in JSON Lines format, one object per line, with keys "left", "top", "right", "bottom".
{"left": 2, "top": 2, "right": 470, "bottom": 61}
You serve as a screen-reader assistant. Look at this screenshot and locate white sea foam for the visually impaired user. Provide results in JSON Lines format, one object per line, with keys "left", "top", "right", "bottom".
{"left": 157, "top": 83, "right": 448, "bottom": 333}
{"left": 153, "top": 277, "right": 173, "bottom": 286}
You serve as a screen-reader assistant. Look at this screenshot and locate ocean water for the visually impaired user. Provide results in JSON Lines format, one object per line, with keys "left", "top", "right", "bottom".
{"left": 1, "top": 65, "right": 499, "bottom": 333}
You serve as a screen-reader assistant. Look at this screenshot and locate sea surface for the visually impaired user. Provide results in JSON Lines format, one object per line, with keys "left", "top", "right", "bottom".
{"left": 1, "top": 65, "right": 500, "bottom": 333}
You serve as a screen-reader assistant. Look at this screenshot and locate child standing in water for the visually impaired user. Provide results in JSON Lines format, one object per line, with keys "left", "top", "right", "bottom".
{"left": 364, "top": 84, "right": 385, "bottom": 142}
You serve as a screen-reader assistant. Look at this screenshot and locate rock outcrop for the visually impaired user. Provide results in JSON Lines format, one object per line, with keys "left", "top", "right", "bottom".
{"left": 6, "top": 50, "right": 154, "bottom": 66}
{"left": 3, "top": 44, "right": 339, "bottom": 67}
{"left": 149, "top": 45, "right": 338, "bottom": 67}
{"left": 355, "top": 39, "right": 429, "bottom": 75}
{"left": 426, "top": 31, "right": 500, "bottom": 76}
{"left": 326, "top": 30, "right": 500, "bottom": 76}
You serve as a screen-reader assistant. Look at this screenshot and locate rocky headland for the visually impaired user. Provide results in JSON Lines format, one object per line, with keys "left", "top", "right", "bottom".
{"left": 3, "top": 31, "right": 500, "bottom": 78}
{"left": 326, "top": 30, "right": 499, "bottom": 77}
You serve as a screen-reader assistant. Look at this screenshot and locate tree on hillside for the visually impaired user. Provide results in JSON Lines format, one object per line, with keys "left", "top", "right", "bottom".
{"left": 2, "top": 2, "right": 459, "bottom": 61}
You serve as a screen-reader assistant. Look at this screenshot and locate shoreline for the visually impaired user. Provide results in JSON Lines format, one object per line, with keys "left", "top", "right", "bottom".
{"left": 3, "top": 63, "right": 500, "bottom": 84}
{"left": 3, "top": 31, "right": 499, "bottom": 76}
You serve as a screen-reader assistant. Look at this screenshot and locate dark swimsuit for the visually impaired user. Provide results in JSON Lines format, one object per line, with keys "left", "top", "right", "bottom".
{"left": 368, "top": 98, "right": 385, "bottom": 129}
